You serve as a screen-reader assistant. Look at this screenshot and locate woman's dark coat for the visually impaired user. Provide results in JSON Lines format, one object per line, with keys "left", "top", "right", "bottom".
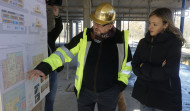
{"left": 132, "top": 31, "right": 182, "bottom": 111}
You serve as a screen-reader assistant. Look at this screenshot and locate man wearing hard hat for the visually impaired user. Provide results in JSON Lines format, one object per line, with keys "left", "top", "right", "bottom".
{"left": 28, "top": 2, "right": 132, "bottom": 111}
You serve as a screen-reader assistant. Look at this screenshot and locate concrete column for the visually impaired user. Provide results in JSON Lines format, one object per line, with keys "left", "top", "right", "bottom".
{"left": 116, "top": 19, "right": 121, "bottom": 30}
{"left": 180, "top": 0, "right": 186, "bottom": 34}
{"left": 76, "top": 22, "right": 79, "bottom": 35}
{"left": 145, "top": 0, "right": 151, "bottom": 32}
{"left": 69, "top": 20, "right": 73, "bottom": 41}
{"left": 145, "top": 22, "right": 148, "bottom": 33}
{"left": 83, "top": 0, "right": 91, "bottom": 28}
{"left": 46, "top": 5, "right": 55, "bottom": 32}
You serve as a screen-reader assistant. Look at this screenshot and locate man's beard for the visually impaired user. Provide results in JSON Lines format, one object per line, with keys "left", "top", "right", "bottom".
{"left": 92, "top": 26, "right": 116, "bottom": 39}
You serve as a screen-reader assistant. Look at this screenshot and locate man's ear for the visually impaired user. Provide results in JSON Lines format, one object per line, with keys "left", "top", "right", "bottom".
{"left": 109, "top": 24, "right": 114, "bottom": 30}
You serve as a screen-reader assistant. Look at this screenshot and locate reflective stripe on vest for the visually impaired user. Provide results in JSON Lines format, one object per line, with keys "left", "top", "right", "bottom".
{"left": 75, "top": 28, "right": 88, "bottom": 99}
{"left": 118, "top": 30, "right": 132, "bottom": 85}
{"left": 43, "top": 44, "right": 75, "bottom": 71}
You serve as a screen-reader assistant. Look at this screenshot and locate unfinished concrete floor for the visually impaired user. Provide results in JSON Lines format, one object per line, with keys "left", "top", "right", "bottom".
{"left": 54, "top": 65, "right": 140, "bottom": 111}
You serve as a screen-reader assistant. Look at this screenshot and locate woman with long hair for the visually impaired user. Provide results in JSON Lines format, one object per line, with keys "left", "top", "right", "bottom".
{"left": 132, "top": 8, "right": 184, "bottom": 111}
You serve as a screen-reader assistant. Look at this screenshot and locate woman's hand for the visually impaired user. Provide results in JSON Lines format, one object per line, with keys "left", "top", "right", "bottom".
{"left": 162, "top": 60, "right": 166, "bottom": 67}
{"left": 140, "top": 63, "right": 144, "bottom": 68}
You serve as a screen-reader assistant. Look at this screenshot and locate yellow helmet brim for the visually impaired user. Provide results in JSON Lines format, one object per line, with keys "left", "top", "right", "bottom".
{"left": 89, "top": 13, "right": 111, "bottom": 25}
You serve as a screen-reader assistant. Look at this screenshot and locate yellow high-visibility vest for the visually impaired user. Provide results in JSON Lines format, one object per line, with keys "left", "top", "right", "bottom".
{"left": 43, "top": 28, "right": 132, "bottom": 99}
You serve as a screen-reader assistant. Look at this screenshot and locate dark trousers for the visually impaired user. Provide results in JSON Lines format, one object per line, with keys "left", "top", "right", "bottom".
{"left": 77, "top": 86, "right": 120, "bottom": 111}
{"left": 45, "top": 70, "right": 58, "bottom": 111}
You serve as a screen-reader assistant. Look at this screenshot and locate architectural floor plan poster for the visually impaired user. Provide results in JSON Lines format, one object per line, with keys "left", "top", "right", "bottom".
{"left": 25, "top": 44, "right": 49, "bottom": 111}
{"left": 0, "top": 0, "right": 48, "bottom": 111}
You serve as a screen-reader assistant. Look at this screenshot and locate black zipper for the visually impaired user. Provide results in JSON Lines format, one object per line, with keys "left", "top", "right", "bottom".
{"left": 93, "top": 42, "right": 102, "bottom": 92}
{"left": 150, "top": 45, "right": 153, "bottom": 62}
{"left": 150, "top": 38, "right": 154, "bottom": 62}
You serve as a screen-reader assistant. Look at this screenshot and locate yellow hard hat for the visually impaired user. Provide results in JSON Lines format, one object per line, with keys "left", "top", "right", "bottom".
{"left": 90, "top": 2, "right": 116, "bottom": 25}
